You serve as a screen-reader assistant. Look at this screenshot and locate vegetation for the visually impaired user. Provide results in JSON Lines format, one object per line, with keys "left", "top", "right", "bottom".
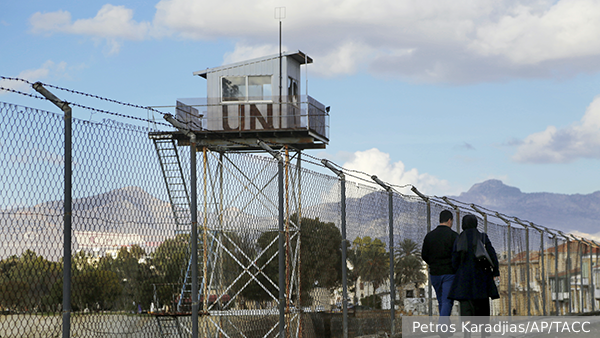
{"left": 0, "top": 217, "right": 343, "bottom": 313}
{"left": 349, "top": 236, "right": 389, "bottom": 307}
{"left": 247, "top": 214, "right": 343, "bottom": 307}
{"left": 0, "top": 223, "right": 429, "bottom": 313}
{"left": 394, "top": 238, "right": 426, "bottom": 307}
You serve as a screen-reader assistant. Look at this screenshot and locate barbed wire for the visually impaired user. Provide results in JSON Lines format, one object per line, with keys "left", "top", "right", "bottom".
{"left": 1, "top": 81, "right": 171, "bottom": 127}
{"left": 1, "top": 76, "right": 166, "bottom": 115}
{"left": 0, "top": 77, "right": 589, "bottom": 241}
{"left": 0, "top": 85, "right": 46, "bottom": 100}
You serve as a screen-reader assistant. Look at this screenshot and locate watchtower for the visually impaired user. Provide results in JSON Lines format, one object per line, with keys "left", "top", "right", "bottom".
{"left": 173, "top": 50, "right": 328, "bottom": 150}
{"left": 148, "top": 51, "right": 328, "bottom": 337}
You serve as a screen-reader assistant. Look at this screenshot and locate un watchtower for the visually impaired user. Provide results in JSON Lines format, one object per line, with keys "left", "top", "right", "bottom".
{"left": 148, "top": 51, "right": 328, "bottom": 337}
{"left": 162, "top": 50, "right": 329, "bottom": 150}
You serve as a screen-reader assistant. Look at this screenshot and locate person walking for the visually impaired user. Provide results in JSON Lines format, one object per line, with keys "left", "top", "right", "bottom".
{"left": 448, "top": 214, "right": 500, "bottom": 317}
{"left": 422, "top": 210, "right": 459, "bottom": 317}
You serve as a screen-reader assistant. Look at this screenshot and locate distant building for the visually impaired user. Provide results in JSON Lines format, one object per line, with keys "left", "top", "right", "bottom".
{"left": 74, "top": 230, "right": 144, "bottom": 256}
{"left": 496, "top": 241, "right": 600, "bottom": 315}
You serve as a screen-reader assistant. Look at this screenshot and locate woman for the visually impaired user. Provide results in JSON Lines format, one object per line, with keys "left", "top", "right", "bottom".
{"left": 448, "top": 214, "right": 500, "bottom": 316}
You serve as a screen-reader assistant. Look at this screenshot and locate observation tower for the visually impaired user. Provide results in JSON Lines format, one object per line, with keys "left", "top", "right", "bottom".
{"left": 148, "top": 51, "right": 329, "bottom": 338}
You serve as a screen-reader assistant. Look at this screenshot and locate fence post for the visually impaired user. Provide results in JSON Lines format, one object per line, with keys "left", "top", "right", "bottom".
{"left": 582, "top": 239, "right": 594, "bottom": 313}
{"left": 496, "top": 213, "right": 512, "bottom": 316}
{"left": 470, "top": 204, "right": 487, "bottom": 234}
{"left": 372, "top": 176, "right": 395, "bottom": 336}
{"left": 554, "top": 234, "right": 559, "bottom": 314}
{"left": 442, "top": 197, "right": 460, "bottom": 233}
{"left": 530, "top": 223, "right": 546, "bottom": 316}
{"left": 571, "top": 236, "right": 584, "bottom": 313}
{"left": 322, "top": 160, "right": 348, "bottom": 338}
{"left": 412, "top": 187, "right": 432, "bottom": 317}
{"left": 560, "top": 233, "right": 571, "bottom": 314}
{"left": 259, "top": 141, "right": 285, "bottom": 338}
{"left": 514, "top": 218, "right": 530, "bottom": 316}
{"left": 32, "top": 83, "right": 72, "bottom": 338}
{"left": 164, "top": 114, "right": 198, "bottom": 338}
{"left": 590, "top": 240, "right": 600, "bottom": 312}
{"left": 586, "top": 240, "right": 597, "bottom": 313}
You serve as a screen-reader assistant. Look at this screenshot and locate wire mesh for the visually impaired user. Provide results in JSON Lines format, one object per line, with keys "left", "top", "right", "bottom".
{"left": 1, "top": 100, "right": 600, "bottom": 338}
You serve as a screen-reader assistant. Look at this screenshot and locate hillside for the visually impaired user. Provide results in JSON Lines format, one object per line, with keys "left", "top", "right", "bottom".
{"left": 452, "top": 179, "right": 600, "bottom": 235}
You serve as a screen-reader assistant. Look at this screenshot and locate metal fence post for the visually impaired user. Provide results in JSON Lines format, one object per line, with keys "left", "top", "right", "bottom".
{"left": 163, "top": 114, "right": 198, "bottom": 338}
{"left": 514, "top": 219, "right": 530, "bottom": 316}
{"left": 259, "top": 141, "right": 285, "bottom": 338}
{"left": 471, "top": 205, "right": 487, "bottom": 234}
{"left": 496, "top": 214, "right": 512, "bottom": 316}
{"left": 322, "top": 160, "right": 348, "bottom": 338}
{"left": 372, "top": 176, "right": 395, "bottom": 336}
{"left": 582, "top": 239, "right": 594, "bottom": 313}
{"left": 32, "top": 83, "right": 72, "bottom": 338}
{"left": 571, "top": 236, "right": 584, "bottom": 313}
{"left": 560, "top": 233, "right": 572, "bottom": 314}
{"left": 412, "top": 187, "right": 432, "bottom": 317}
{"left": 590, "top": 240, "right": 600, "bottom": 312}
{"left": 442, "top": 197, "right": 460, "bottom": 233}
{"left": 554, "top": 234, "right": 559, "bottom": 314}
{"left": 530, "top": 223, "right": 546, "bottom": 316}
{"left": 190, "top": 140, "right": 198, "bottom": 338}
{"left": 586, "top": 240, "right": 597, "bottom": 313}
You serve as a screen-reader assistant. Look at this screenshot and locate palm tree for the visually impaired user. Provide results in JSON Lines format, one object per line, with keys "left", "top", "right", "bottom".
{"left": 394, "top": 238, "right": 426, "bottom": 308}
{"left": 350, "top": 237, "right": 389, "bottom": 308}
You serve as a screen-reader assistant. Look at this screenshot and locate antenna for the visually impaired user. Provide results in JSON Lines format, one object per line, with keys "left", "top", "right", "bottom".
{"left": 275, "top": 7, "right": 286, "bottom": 113}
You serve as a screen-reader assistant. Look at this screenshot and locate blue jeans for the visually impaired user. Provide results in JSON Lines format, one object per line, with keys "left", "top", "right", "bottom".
{"left": 431, "top": 274, "right": 455, "bottom": 317}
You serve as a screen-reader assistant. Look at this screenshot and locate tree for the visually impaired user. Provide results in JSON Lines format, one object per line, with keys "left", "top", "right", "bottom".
{"left": 0, "top": 250, "right": 61, "bottom": 312}
{"left": 113, "top": 245, "right": 153, "bottom": 311}
{"left": 248, "top": 215, "right": 343, "bottom": 307}
{"left": 152, "top": 231, "right": 248, "bottom": 310}
{"left": 153, "top": 233, "right": 192, "bottom": 285}
{"left": 394, "top": 238, "right": 426, "bottom": 307}
{"left": 72, "top": 269, "right": 123, "bottom": 311}
{"left": 349, "top": 236, "right": 389, "bottom": 308}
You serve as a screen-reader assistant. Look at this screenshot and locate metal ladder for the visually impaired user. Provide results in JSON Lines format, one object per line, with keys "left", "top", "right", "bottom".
{"left": 150, "top": 133, "right": 218, "bottom": 313}
{"left": 151, "top": 134, "right": 191, "bottom": 235}
{"left": 151, "top": 134, "right": 193, "bottom": 311}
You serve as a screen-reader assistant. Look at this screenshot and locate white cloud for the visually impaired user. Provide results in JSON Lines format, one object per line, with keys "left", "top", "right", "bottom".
{"left": 29, "top": 1, "right": 600, "bottom": 81}
{"left": 338, "top": 148, "right": 455, "bottom": 196}
{"left": 469, "top": 0, "right": 600, "bottom": 65}
{"left": 30, "top": 5, "right": 152, "bottom": 55}
{"left": 513, "top": 96, "right": 600, "bottom": 163}
{"left": 0, "top": 61, "right": 67, "bottom": 95}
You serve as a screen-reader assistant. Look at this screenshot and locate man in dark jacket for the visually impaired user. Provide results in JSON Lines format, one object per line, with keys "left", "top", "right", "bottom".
{"left": 422, "top": 210, "right": 459, "bottom": 317}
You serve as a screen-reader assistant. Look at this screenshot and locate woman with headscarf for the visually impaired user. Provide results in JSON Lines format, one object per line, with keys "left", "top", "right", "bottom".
{"left": 448, "top": 214, "right": 500, "bottom": 316}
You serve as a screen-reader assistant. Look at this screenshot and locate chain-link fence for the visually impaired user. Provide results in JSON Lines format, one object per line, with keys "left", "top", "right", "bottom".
{"left": 2, "top": 100, "right": 600, "bottom": 338}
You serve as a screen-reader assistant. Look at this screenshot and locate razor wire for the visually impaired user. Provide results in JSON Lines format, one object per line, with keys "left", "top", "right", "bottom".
{"left": 2, "top": 96, "right": 600, "bottom": 338}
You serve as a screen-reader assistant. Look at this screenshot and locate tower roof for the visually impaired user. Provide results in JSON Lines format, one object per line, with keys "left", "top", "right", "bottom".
{"left": 193, "top": 50, "right": 312, "bottom": 78}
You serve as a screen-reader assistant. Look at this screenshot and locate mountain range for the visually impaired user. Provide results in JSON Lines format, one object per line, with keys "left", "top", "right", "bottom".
{"left": 3, "top": 179, "right": 599, "bottom": 261}
{"left": 451, "top": 179, "right": 600, "bottom": 237}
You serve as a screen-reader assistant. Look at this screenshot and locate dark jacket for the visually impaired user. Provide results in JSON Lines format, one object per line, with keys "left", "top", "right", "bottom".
{"left": 447, "top": 228, "right": 500, "bottom": 301}
{"left": 422, "top": 225, "right": 459, "bottom": 276}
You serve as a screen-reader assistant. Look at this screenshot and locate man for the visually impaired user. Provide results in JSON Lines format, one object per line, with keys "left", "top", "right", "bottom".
{"left": 422, "top": 210, "right": 458, "bottom": 317}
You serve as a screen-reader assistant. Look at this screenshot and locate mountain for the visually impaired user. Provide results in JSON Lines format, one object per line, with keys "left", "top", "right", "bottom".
{"left": 0, "top": 186, "right": 281, "bottom": 261}
{"left": 452, "top": 179, "right": 600, "bottom": 235}
{"left": 0, "top": 186, "right": 176, "bottom": 260}
{"left": 4, "top": 180, "right": 597, "bottom": 261}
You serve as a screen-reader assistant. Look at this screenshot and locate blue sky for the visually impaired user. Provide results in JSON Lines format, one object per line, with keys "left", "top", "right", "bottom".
{"left": 2, "top": 0, "right": 600, "bottom": 196}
